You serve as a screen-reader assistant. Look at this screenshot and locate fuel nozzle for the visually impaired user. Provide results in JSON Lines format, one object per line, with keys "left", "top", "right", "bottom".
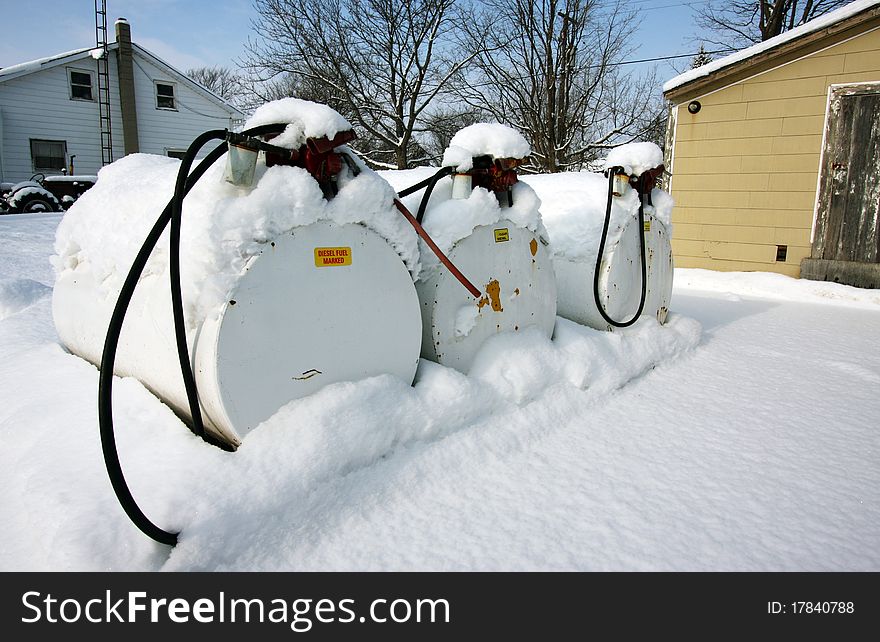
{"left": 224, "top": 139, "right": 260, "bottom": 187}
{"left": 222, "top": 129, "right": 358, "bottom": 197}
{"left": 605, "top": 164, "right": 665, "bottom": 199}
{"left": 452, "top": 154, "right": 526, "bottom": 207}
{"left": 222, "top": 131, "right": 292, "bottom": 188}
{"left": 605, "top": 166, "right": 631, "bottom": 198}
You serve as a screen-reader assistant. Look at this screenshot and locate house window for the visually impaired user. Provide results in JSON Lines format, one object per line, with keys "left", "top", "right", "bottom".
{"left": 156, "top": 82, "right": 176, "bottom": 110}
{"left": 69, "top": 69, "right": 94, "bottom": 101}
{"left": 166, "top": 149, "right": 186, "bottom": 160}
{"left": 30, "top": 139, "right": 67, "bottom": 172}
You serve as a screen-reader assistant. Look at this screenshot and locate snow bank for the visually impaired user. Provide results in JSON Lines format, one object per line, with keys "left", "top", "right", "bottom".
{"left": 521, "top": 171, "right": 673, "bottom": 262}
{"left": 470, "top": 316, "right": 699, "bottom": 404}
{"left": 442, "top": 123, "right": 531, "bottom": 171}
{"left": 0, "top": 300, "right": 700, "bottom": 569}
{"left": 53, "top": 100, "right": 420, "bottom": 327}
{"left": 604, "top": 142, "right": 664, "bottom": 177}
{"left": 0, "top": 214, "right": 60, "bottom": 290}
{"left": 7, "top": 215, "right": 880, "bottom": 571}
{"left": 676, "top": 268, "right": 880, "bottom": 308}
{"left": 0, "top": 278, "right": 51, "bottom": 320}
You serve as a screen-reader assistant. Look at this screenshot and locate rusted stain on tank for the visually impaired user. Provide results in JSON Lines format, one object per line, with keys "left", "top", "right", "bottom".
{"left": 530, "top": 238, "right": 538, "bottom": 256}
{"left": 477, "top": 279, "right": 503, "bottom": 312}
{"left": 514, "top": 287, "right": 520, "bottom": 296}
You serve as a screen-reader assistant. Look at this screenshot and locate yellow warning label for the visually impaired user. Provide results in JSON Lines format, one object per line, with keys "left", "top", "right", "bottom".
{"left": 314, "top": 247, "right": 352, "bottom": 267}
{"left": 494, "top": 228, "right": 510, "bottom": 243}
{"left": 643, "top": 220, "right": 652, "bottom": 232}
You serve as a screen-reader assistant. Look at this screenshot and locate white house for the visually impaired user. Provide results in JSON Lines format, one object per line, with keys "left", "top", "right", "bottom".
{"left": 0, "top": 18, "right": 243, "bottom": 183}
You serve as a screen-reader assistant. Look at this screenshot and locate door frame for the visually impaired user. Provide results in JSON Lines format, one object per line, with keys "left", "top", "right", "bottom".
{"left": 810, "top": 81, "right": 880, "bottom": 256}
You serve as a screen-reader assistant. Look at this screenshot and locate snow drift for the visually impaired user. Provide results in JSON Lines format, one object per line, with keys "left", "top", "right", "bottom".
{"left": 4, "top": 196, "right": 880, "bottom": 571}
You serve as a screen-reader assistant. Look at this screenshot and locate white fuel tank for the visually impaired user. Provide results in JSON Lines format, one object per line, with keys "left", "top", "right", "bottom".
{"left": 416, "top": 220, "right": 557, "bottom": 373}
{"left": 523, "top": 167, "right": 674, "bottom": 331}
{"left": 53, "top": 220, "right": 422, "bottom": 449}
{"left": 552, "top": 211, "right": 673, "bottom": 329}
{"left": 384, "top": 123, "right": 557, "bottom": 372}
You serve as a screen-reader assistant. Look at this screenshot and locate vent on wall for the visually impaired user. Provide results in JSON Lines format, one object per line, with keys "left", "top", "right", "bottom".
{"left": 776, "top": 245, "right": 788, "bottom": 262}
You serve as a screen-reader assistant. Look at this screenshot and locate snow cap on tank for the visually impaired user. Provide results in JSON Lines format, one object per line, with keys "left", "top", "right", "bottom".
{"left": 603, "top": 142, "right": 663, "bottom": 178}
{"left": 403, "top": 123, "right": 545, "bottom": 279}
{"left": 244, "top": 97, "right": 354, "bottom": 149}
{"left": 442, "top": 123, "right": 531, "bottom": 171}
{"left": 53, "top": 98, "right": 422, "bottom": 326}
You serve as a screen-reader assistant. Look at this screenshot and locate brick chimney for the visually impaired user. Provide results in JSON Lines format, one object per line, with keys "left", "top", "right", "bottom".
{"left": 115, "top": 18, "right": 139, "bottom": 154}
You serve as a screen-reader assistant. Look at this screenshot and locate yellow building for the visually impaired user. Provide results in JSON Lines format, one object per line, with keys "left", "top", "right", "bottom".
{"left": 663, "top": 0, "right": 880, "bottom": 287}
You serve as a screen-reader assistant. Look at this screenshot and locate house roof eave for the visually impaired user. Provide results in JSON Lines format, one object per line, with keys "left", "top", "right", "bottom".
{"left": 0, "top": 45, "right": 119, "bottom": 83}
{"left": 663, "top": 2, "right": 880, "bottom": 104}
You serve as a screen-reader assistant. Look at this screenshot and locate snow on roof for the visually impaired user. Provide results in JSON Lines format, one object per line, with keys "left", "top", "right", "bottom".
{"left": 0, "top": 40, "right": 242, "bottom": 117}
{"left": 663, "top": 0, "right": 880, "bottom": 94}
{"left": 0, "top": 47, "right": 95, "bottom": 80}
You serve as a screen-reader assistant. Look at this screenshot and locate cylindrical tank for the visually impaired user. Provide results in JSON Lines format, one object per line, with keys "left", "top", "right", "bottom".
{"left": 387, "top": 123, "right": 557, "bottom": 373}
{"left": 52, "top": 98, "right": 424, "bottom": 448}
{"left": 550, "top": 208, "right": 673, "bottom": 328}
{"left": 522, "top": 142, "right": 674, "bottom": 331}
{"left": 53, "top": 221, "right": 422, "bottom": 448}
{"left": 416, "top": 219, "right": 557, "bottom": 373}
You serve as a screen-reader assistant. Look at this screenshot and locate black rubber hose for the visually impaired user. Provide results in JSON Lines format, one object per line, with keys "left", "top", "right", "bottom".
{"left": 397, "top": 166, "right": 453, "bottom": 198}
{"left": 593, "top": 168, "right": 648, "bottom": 328}
{"left": 97, "top": 139, "right": 226, "bottom": 547}
{"left": 416, "top": 166, "right": 454, "bottom": 224}
{"left": 98, "top": 124, "right": 286, "bottom": 547}
{"left": 169, "top": 129, "right": 227, "bottom": 439}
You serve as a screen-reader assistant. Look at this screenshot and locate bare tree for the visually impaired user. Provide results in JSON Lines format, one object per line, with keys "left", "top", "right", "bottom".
{"left": 696, "top": 0, "right": 850, "bottom": 49}
{"left": 243, "top": 0, "right": 478, "bottom": 169}
{"left": 456, "top": 0, "right": 660, "bottom": 173}
{"left": 420, "top": 106, "right": 483, "bottom": 163}
{"left": 186, "top": 66, "right": 243, "bottom": 102}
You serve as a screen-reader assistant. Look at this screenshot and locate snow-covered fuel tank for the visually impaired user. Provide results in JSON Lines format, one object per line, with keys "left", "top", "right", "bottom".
{"left": 52, "top": 99, "right": 423, "bottom": 449}
{"left": 522, "top": 142, "right": 674, "bottom": 330}
{"left": 384, "top": 124, "right": 557, "bottom": 373}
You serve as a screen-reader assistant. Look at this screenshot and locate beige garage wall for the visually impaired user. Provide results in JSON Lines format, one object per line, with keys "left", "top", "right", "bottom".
{"left": 669, "top": 26, "right": 880, "bottom": 277}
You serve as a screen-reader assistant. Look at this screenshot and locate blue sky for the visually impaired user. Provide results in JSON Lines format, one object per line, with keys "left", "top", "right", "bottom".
{"left": 0, "top": 0, "right": 711, "bottom": 81}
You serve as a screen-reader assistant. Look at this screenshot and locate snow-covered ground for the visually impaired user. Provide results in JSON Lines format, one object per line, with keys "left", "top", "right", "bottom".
{"left": 1, "top": 212, "right": 878, "bottom": 571}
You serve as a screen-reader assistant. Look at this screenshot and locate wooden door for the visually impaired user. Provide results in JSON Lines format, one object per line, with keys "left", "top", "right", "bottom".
{"left": 812, "top": 84, "right": 880, "bottom": 264}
